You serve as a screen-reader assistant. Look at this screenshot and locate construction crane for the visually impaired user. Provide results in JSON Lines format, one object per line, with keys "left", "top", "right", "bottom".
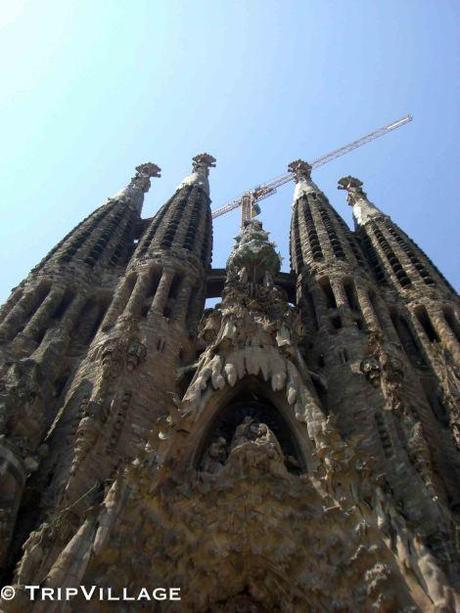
{"left": 211, "top": 114, "right": 413, "bottom": 224}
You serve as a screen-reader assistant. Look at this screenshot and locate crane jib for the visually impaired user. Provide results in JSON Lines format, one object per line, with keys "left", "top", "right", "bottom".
{"left": 211, "top": 114, "right": 413, "bottom": 220}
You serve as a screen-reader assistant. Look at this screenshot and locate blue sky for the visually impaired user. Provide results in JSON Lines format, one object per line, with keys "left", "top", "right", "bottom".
{"left": 0, "top": 0, "right": 459, "bottom": 304}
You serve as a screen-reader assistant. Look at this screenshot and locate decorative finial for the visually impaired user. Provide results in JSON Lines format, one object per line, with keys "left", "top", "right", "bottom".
{"left": 288, "top": 159, "right": 312, "bottom": 182}
{"left": 337, "top": 176, "right": 367, "bottom": 206}
{"left": 130, "top": 162, "right": 161, "bottom": 193}
{"left": 176, "top": 154, "right": 216, "bottom": 195}
{"left": 192, "top": 153, "right": 217, "bottom": 174}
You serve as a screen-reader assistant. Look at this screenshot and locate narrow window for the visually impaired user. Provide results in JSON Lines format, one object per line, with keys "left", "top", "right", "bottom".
{"left": 319, "top": 277, "right": 337, "bottom": 309}
{"left": 389, "top": 308, "right": 425, "bottom": 365}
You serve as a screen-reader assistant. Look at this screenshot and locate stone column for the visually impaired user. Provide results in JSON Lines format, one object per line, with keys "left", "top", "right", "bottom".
{"left": 330, "top": 278, "right": 354, "bottom": 327}
{"left": 21, "top": 288, "right": 65, "bottom": 341}
{"left": 355, "top": 286, "right": 381, "bottom": 332}
{"left": 430, "top": 306, "right": 460, "bottom": 362}
{"left": 0, "top": 288, "right": 24, "bottom": 324}
{"left": 0, "top": 284, "right": 50, "bottom": 341}
{"left": 149, "top": 269, "right": 174, "bottom": 315}
{"left": 310, "top": 285, "right": 329, "bottom": 330}
{"left": 59, "top": 295, "right": 87, "bottom": 336}
{"left": 101, "top": 276, "right": 136, "bottom": 330}
{"left": 0, "top": 443, "right": 26, "bottom": 568}
{"left": 173, "top": 278, "right": 194, "bottom": 323}
{"left": 124, "top": 272, "right": 150, "bottom": 318}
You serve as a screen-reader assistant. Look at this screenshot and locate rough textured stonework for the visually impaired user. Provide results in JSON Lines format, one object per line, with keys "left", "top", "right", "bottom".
{"left": 0, "top": 155, "right": 460, "bottom": 611}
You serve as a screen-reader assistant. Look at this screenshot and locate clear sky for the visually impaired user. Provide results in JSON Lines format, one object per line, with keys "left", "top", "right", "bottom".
{"left": 0, "top": 0, "right": 459, "bottom": 304}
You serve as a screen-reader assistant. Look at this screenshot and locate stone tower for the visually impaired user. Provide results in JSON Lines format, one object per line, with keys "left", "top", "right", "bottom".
{"left": 1, "top": 155, "right": 460, "bottom": 611}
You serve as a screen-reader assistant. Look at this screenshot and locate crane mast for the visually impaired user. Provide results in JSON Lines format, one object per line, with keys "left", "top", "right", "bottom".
{"left": 211, "top": 114, "right": 413, "bottom": 221}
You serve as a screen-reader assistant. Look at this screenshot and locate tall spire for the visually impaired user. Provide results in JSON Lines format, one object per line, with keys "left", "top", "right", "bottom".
{"left": 337, "top": 175, "right": 384, "bottom": 227}
{"left": 288, "top": 159, "right": 368, "bottom": 274}
{"left": 134, "top": 153, "right": 215, "bottom": 269}
{"left": 337, "top": 175, "right": 455, "bottom": 293}
{"left": 30, "top": 162, "right": 162, "bottom": 275}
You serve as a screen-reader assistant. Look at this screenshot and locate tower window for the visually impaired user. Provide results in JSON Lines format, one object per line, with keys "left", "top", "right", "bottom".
{"left": 389, "top": 308, "right": 425, "bottom": 366}
{"left": 319, "top": 277, "right": 337, "bottom": 309}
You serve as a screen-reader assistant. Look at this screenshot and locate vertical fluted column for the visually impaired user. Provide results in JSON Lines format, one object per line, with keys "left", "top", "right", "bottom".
{"left": 124, "top": 272, "right": 150, "bottom": 317}
{"left": 101, "top": 275, "right": 136, "bottom": 330}
{"left": 355, "top": 285, "right": 381, "bottom": 331}
{"left": 174, "top": 278, "right": 194, "bottom": 324}
{"left": 330, "top": 279, "right": 354, "bottom": 327}
{"left": 150, "top": 269, "right": 174, "bottom": 315}
{"left": 0, "top": 288, "right": 24, "bottom": 324}
{"left": 425, "top": 306, "right": 460, "bottom": 362}
{"left": 310, "top": 284, "right": 329, "bottom": 331}
{"left": 21, "top": 288, "right": 65, "bottom": 341}
{"left": 0, "top": 283, "right": 50, "bottom": 341}
{"left": 58, "top": 294, "right": 87, "bottom": 336}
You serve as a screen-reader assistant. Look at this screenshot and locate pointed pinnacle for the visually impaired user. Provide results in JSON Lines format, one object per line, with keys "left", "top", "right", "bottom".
{"left": 337, "top": 176, "right": 366, "bottom": 206}
{"left": 288, "top": 159, "right": 312, "bottom": 182}
{"left": 136, "top": 162, "right": 162, "bottom": 179}
{"left": 192, "top": 153, "right": 216, "bottom": 173}
{"left": 130, "top": 162, "right": 162, "bottom": 193}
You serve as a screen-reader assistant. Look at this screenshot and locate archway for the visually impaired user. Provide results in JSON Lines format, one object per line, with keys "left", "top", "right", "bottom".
{"left": 195, "top": 385, "right": 306, "bottom": 475}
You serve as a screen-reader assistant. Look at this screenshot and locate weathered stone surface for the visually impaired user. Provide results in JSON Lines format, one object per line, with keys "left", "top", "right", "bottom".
{"left": 0, "top": 160, "right": 459, "bottom": 612}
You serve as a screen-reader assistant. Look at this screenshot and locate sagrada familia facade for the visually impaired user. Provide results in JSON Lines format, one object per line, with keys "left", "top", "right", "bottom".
{"left": 0, "top": 153, "right": 459, "bottom": 611}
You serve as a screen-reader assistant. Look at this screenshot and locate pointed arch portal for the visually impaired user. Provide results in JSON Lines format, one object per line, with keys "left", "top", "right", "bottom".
{"left": 195, "top": 384, "right": 306, "bottom": 474}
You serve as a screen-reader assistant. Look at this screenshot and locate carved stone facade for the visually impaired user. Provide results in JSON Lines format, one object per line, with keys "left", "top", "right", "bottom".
{"left": 0, "top": 156, "right": 459, "bottom": 611}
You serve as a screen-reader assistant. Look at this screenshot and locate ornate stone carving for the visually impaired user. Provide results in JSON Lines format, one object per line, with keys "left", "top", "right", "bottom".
{"left": 126, "top": 336, "right": 147, "bottom": 371}
{"left": 362, "top": 331, "right": 405, "bottom": 410}
{"left": 99, "top": 334, "right": 147, "bottom": 379}
{"left": 288, "top": 159, "right": 312, "bottom": 182}
{"left": 130, "top": 162, "right": 161, "bottom": 193}
{"left": 337, "top": 175, "right": 367, "bottom": 205}
{"left": 192, "top": 153, "right": 216, "bottom": 172}
{"left": 360, "top": 355, "right": 381, "bottom": 386}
